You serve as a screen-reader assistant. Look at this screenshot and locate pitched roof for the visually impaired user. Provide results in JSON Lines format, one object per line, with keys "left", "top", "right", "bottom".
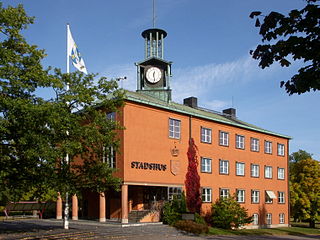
{"left": 125, "top": 90, "right": 291, "bottom": 139}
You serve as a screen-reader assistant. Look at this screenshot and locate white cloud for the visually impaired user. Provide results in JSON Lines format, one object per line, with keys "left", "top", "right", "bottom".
{"left": 100, "top": 55, "right": 279, "bottom": 110}
{"left": 101, "top": 64, "right": 136, "bottom": 91}
{"left": 171, "top": 56, "right": 278, "bottom": 109}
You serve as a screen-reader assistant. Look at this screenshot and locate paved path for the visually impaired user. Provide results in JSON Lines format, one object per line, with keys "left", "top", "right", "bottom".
{"left": 0, "top": 219, "right": 320, "bottom": 240}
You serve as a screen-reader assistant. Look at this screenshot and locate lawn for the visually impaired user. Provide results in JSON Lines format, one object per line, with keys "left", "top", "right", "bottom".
{"left": 208, "top": 225, "right": 320, "bottom": 236}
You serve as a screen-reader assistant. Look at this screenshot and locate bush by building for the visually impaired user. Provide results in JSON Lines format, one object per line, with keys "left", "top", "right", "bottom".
{"left": 211, "top": 195, "right": 252, "bottom": 229}
{"left": 162, "top": 194, "right": 187, "bottom": 225}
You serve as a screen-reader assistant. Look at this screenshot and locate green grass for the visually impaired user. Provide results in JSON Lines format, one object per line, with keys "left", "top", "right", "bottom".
{"left": 208, "top": 224, "right": 320, "bottom": 236}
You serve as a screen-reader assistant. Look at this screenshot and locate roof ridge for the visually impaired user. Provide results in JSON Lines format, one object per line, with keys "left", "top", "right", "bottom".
{"left": 124, "top": 90, "right": 291, "bottom": 139}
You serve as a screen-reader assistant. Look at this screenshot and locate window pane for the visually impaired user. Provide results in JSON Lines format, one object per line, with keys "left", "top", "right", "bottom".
{"left": 169, "top": 118, "right": 180, "bottom": 139}
{"left": 236, "top": 162, "right": 245, "bottom": 176}
{"left": 219, "top": 131, "right": 229, "bottom": 146}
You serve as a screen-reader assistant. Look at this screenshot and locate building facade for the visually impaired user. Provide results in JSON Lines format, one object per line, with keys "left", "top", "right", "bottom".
{"left": 57, "top": 27, "right": 290, "bottom": 228}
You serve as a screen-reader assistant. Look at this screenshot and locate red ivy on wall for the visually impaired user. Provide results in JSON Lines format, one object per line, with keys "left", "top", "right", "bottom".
{"left": 185, "top": 138, "right": 202, "bottom": 213}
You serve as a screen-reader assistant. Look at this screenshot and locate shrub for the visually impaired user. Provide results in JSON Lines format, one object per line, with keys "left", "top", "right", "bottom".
{"left": 211, "top": 195, "right": 252, "bottom": 229}
{"left": 162, "top": 201, "right": 181, "bottom": 225}
{"left": 174, "top": 220, "right": 209, "bottom": 234}
{"left": 194, "top": 212, "right": 206, "bottom": 225}
{"left": 162, "top": 194, "right": 187, "bottom": 225}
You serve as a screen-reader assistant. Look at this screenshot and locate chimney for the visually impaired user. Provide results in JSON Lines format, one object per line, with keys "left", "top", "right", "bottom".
{"left": 183, "top": 97, "right": 198, "bottom": 108}
{"left": 223, "top": 108, "right": 236, "bottom": 119}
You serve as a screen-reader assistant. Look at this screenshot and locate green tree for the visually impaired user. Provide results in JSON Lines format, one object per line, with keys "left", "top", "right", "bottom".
{"left": 290, "top": 157, "right": 320, "bottom": 228}
{"left": 289, "top": 149, "right": 313, "bottom": 173}
{"left": 0, "top": 3, "right": 55, "bottom": 204}
{"left": 211, "top": 195, "right": 252, "bottom": 229}
{"left": 250, "top": 0, "right": 320, "bottom": 95}
{"left": 290, "top": 149, "right": 313, "bottom": 163}
{"left": 0, "top": 3, "right": 124, "bottom": 205}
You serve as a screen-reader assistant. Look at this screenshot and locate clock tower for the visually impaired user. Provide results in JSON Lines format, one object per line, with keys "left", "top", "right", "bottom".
{"left": 136, "top": 28, "right": 172, "bottom": 102}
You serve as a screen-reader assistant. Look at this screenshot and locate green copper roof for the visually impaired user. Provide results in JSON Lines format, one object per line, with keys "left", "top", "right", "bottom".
{"left": 124, "top": 90, "right": 291, "bottom": 139}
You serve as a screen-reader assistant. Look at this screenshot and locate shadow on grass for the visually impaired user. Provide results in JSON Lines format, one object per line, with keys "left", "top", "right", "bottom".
{"left": 291, "top": 222, "right": 320, "bottom": 229}
{"left": 207, "top": 226, "right": 320, "bottom": 236}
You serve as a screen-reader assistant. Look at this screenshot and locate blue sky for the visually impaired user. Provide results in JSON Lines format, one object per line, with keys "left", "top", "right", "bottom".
{"left": 4, "top": 0, "right": 319, "bottom": 160}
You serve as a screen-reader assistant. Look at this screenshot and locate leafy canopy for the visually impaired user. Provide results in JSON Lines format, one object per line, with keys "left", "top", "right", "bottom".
{"left": 250, "top": 0, "right": 320, "bottom": 95}
{"left": 290, "top": 152, "right": 320, "bottom": 228}
{"left": 0, "top": 3, "right": 124, "bottom": 204}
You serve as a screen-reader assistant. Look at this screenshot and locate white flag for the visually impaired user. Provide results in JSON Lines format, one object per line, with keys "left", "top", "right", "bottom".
{"left": 67, "top": 25, "right": 88, "bottom": 74}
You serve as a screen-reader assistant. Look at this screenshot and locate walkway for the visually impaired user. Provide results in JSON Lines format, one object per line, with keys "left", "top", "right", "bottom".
{"left": 0, "top": 219, "right": 319, "bottom": 240}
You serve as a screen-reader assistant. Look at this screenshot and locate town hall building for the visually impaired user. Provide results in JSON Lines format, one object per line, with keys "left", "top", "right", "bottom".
{"left": 56, "top": 27, "right": 290, "bottom": 228}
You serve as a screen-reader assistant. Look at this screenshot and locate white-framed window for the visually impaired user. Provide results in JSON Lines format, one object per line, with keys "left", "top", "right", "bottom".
{"left": 236, "top": 134, "right": 245, "bottom": 149}
{"left": 265, "top": 166, "right": 273, "bottom": 179}
{"left": 251, "top": 164, "right": 259, "bottom": 178}
{"left": 201, "top": 127, "right": 212, "bottom": 143}
{"left": 251, "top": 190, "right": 260, "bottom": 203}
{"left": 278, "top": 143, "right": 285, "bottom": 156}
{"left": 266, "top": 213, "right": 272, "bottom": 225}
{"left": 264, "top": 141, "right": 272, "bottom": 154}
{"left": 251, "top": 138, "right": 259, "bottom": 152}
{"left": 236, "top": 162, "right": 245, "bottom": 176}
{"left": 169, "top": 118, "right": 181, "bottom": 139}
{"left": 106, "top": 112, "right": 116, "bottom": 121}
{"left": 279, "top": 213, "right": 285, "bottom": 224}
{"left": 219, "top": 160, "right": 229, "bottom": 174}
{"left": 168, "top": 187, "right": 182, "bottom": 200}
{"left": 236, "top": 189, "right": 245, "bottom": 203}
{"left": 253, "top": 213, "right": 259, "bottom": 225}
{"left": 278, "top": 192, "right": 285, "bottom": 204}
{"left": 202, "top": 188, "right": 212, "bottom": 203}
{"left": 219, "top": 131, "right": 229, "bottom": 146}
{"left": 201, "top": 157, "right": 212, "bottom": 173}
{"left": 103, "top": 146, "right": 116, "bottom": 168}
{"left": 265, "top": 191, "right": 273, "bottom": 203}
{"left": 278, "top": 168, "right": 285, "bottom": 180}
{"left": 220, "top": 188, "right": 229, "bottom": 199}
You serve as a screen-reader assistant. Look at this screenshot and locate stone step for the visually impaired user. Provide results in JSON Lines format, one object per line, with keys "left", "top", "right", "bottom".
{"left": 128, "top": 210, "right": 151, "bottom": 222}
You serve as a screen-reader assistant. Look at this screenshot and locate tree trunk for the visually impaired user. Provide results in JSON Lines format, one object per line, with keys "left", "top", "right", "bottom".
{"left": 309, "top": 219, "right": 315, "bottom": 228}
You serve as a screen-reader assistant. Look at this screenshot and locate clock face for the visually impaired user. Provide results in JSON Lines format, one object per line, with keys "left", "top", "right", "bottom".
{"left": 146, "top": 67, "right": 162, "bottom": 84}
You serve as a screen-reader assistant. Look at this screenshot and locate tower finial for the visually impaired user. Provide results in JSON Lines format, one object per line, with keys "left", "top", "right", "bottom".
{"left": 153, "top": 0, "right": 156, "bottom": 28}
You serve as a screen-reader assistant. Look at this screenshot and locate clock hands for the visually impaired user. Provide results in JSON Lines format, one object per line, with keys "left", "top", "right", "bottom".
{"left": 146, "top": 67, "right": 161, "bottom": 83}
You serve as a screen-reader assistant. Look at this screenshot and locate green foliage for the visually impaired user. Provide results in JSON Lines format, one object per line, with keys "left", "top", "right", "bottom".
{"left": 194, "top": 212, "right": 206, "bottom": 225}
{"left": 290, "top": 150, "right": 313, "bottom": 163}
{"left": 162, "top": 201, "right": 181, "bottom": 225}
{"left": 290, "top": 157, "right": 320, "bottom": 227}
{"left": 162, "top": 194, "right": 187, "bottom": 225}
{"left": 20, "top": 187, "right": 57, "bottom": 202}
{"left": 211, "top": 195, "right": 252, "bottom": 229}
{"left": 174, "top": 220, "right": 209, "bottom": 234}
{"left": 289, "top": 149, "right": 313, "bottom": 174}
{"left": 250, "top": 0, "right": 320, "bottom": 95}
{"left": 0, "top": 3, "right": 124, "bottom": 204}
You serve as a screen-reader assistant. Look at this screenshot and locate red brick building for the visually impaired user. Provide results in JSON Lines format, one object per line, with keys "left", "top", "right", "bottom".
{"left": 57, "top": 28, "right": 290, "bottom": 228}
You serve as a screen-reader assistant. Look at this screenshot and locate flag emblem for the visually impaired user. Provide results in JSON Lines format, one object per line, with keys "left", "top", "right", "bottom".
{"left": 67, "top": 25, "right": 88, "bottom": 74}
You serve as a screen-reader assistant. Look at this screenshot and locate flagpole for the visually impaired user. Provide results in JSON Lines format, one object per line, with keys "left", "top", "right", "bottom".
{"left": 67, "top": 23, "right": 70, "bottom": 75}
{"left": 63, "top": 23, "right": 70, "bottom": 230}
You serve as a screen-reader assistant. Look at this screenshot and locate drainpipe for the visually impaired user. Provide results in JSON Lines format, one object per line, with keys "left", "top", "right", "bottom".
{"left": 189, "top": 115, "right": 192, "bottom": 140}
